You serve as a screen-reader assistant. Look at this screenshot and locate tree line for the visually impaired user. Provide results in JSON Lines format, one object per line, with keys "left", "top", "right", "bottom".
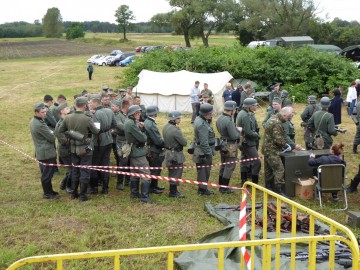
{"left": 0, "top": 1, "right": 360, "bottom": 49}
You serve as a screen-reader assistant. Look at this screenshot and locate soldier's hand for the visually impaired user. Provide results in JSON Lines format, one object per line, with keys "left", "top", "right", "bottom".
{"left": 294, "top": 144, "right": 303, "bottom": 151}
{"left": 138, "top": 122, "right": 144, "bottom": 128}
{"left": 237, "top": 127, "right": 243, "bottom": 133}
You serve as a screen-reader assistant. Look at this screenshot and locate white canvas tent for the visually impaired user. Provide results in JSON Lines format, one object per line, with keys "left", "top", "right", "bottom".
{"left": 134, "top": 69, "right": 233, "bottom": 114}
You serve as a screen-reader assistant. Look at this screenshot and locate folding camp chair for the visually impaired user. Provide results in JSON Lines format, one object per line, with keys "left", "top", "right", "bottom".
{"left": 316, "top": 164, "right": 348, "bottom": 210}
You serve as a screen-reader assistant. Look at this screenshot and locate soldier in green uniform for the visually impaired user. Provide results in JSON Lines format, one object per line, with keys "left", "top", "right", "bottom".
{"left": 88, "top": 94, "right": 117, "bottom": 194}
{"left": 58, "top": 97, "right": 100, "bottom": 201}
{"left": 54, "top": 102, "right": 72, "bottom": 193}
{"left": 200, "top": 83, "right": 214, "bottom": 104}
{"left": 280, "top": 90, "right": 293, "bottom": 107}
{"left": 268, "top": 83, "right": 282, "bottom": 106}
{"left": 236, "top": 98, "right": 261, "bottom": 185}
{"left": 112, "top": 99, "right": 131, "bottom": 190}
{"left": 216, "top": 101, "right": 241, "bottom": 194}
{"left": 262, "top": 97, "right": 282, "bottom": 128}
{"left": 52, "top": 94, "right": 67, "bottom": 123}
{"left": 352, "top": 101, "right": 360, "bottom": 153}
{"left": 301, "top": 96, "right": 320, "bottom": 150}
{"left": 282, "top": 106, "right": 303, "bottom": 151}
{"left": 30, "top": 103, "right": 59, "bottom": 199}
{"left": 308, "top": 97, "right": 338, "bottom": 149}
{"left": 144, "top": 105, "right": 166, "bottom": 194}
{"left": 193, "top": 103, "right": 216, "bottom": 195}
{"left": 133, "top": 96, "right": 146, "bottom": 122}
{"left": 261, "top": 107, "right": 293, "bottom": 195}
{"left": 240, "top": 82, "right": 255, "bottom": 109}
{"left": 124, "top": 105, "right": 154, "bottom": 203}
{"left": 163, "top": 111, "right": 187, "bottom": 198}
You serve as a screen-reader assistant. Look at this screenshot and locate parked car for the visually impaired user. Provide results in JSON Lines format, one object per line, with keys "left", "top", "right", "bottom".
{"left": 87, "top": 54, "right": 103, "bottom": 64}
{"left": 110, "top": 50, "right": 123, "bottom": 56}
{"left": 340, "top": 45, "right": 360, "bottom": 69}
{"left": 95, "top": 55, "right": 112, "bottom": 66}
{"left": 109, "top": 52, "right": 135, "bottom": 66}
{"left": 140, "top": 46, "right": 149, "bottom": 52}
{"left": 119, "top": 55, "right": 139, "bottom": 67}
{"left": 145, "top": 45, "right": 164, "bottom": 52}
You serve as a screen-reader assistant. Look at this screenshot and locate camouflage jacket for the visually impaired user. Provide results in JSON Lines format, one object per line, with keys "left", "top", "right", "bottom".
{"left": 261, "top": 113, "right": 287, "bottom": 156}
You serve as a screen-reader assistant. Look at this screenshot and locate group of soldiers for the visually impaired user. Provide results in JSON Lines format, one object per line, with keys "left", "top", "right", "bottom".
{"left": 29, "top": 81, "right": 349, "bottom": 202}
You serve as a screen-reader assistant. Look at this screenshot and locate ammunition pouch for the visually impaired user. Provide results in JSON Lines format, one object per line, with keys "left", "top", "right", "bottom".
{"left": 192, "top": 146, "right": 204, "bottom": 163}
{"left": 300, "top": 122, "right": 308, "bottom": 127}
{"left": 75, "top": 145, "right": 92, "bottom": 157}
{"left": 221, "top": 141, "right": 238, "bottom": 158}
{"left": 187, "top": 141, "right": 196, "bottom": 154}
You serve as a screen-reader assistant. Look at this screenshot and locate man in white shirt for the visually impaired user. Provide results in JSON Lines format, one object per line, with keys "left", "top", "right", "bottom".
{"left": 190, "top": 80, "right": 201, "bottom": 124}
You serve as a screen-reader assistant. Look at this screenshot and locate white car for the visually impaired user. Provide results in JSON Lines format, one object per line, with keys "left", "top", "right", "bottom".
{"left": 95, "top": 55, "right": 112, "bottom": 66}
{"left": 87, "top": 54, "right": 102, "bottom": 64}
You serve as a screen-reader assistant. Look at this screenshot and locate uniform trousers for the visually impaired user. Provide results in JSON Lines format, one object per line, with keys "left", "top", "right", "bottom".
{"left": 240, "top": 145, "right": 261, "bottom": 175}
{"left": 38, "top": 157, "right": 56, "bottom": 194}
{"left": 264, "top": 155, "right": 285, "bottom": 185}
{"left": 71, "top": 153, "right": 92, "bottom": 184}
{"left": 219, "top": 154, "right": 237, "bottom": 179}
{"left": 168, "top": 162, "right": 183, "bottom": 186}
{"left": 196, "top": 155, "right": 212, "bottom": 190}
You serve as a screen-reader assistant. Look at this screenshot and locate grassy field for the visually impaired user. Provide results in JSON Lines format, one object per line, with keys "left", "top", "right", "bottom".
{"left": 0, "top": 38, "right": 359, "bottom": 269}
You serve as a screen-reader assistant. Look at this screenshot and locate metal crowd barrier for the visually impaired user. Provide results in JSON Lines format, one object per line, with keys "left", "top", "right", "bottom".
{"left": 7, "top": 182, "right": 360, "bottom": 270}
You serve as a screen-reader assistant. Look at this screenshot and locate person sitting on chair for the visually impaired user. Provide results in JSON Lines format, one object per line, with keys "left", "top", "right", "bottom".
{"left": 308, "top": 143, "right": 346, "bottom": 201}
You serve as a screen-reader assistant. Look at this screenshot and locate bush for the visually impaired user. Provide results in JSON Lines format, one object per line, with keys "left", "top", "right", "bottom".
{"left": 66, "top": 23, "right": 85, "bottom": 40}
{"left": 120, "top": 46, "right": 360, "bottom": 102}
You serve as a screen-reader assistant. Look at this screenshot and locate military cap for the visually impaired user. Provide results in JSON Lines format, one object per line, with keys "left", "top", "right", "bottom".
{"left": 89, "top": 94, "right": 102, "bottom": 100}
{"left": 224, "top": 100, "right": 237, "bottom": 111}
{"left": 109, "top": 93, "right": 118, "bottom": 97}
{"left": 75, "top": 96, "right": 88, "bottom": 106}
{"left": 274, "top": 82, "right": 282, "bottom": 87}
{"left": 320, "top": 97, "right": 331, "bottom": 108}
{"left": 118, "top": 88, "right": 126, "bottom": 93}
{"left": 272, "top": 97, "right": 282, "bottom": 105}
{"left": 56, "top": 102, "right": 68, "bottom": 113}
{"left": 308, "top": 95, "right": 316, "bottom": 102}
{"left": 146, "top": 105, "right": 159, "bottom": 116}
{"left": 242, "top": 98, "right": 258, "bottom": 108}
{"left": 202, "top": 94, "right": 209, "bottom": 98}
{"left": 111, "top": 100, "right": 122, "bottom": 107}
{"left": 128, "top": 105, "right": 142, "bottom": 116}
{"left": 168, "top": 111, "right": 181, "bottom": 120}
{"left": 281, "top": 90, "right": 289, "bottom": 98}
{"left": 33, "top": 102, "right": 45, "bottom": 111}
{"left": 199, "top": 103, "right": 213, "bottom": 116}
{"left": 81, "top": 89, "right": 88, "bottom": 96}
{"left": 102, "top": 85, "right": 110, "bottom": 91}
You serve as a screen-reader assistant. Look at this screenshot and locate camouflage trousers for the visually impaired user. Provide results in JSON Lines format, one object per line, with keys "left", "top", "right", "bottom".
{"left": 264, "top": 154, "right": 285, "bottom": 185}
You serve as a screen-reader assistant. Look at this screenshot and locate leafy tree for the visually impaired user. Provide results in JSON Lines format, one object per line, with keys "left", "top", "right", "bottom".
{"left": 115, "top": 5, "right": 135, "bottom": 41}
{"left": 42, "top": 7, "right": 63, "bottom": 38}
{"left": 238, "top": 0, "right": 317, "bottom": 44}
{"left": 65, "top": 22, "right": 84, "bottom": 40}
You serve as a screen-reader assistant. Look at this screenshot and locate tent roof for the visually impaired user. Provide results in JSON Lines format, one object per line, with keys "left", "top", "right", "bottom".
{"left": 134, "top": 69, "right": 233, "bottom": 96}
{"left": 306, "top": 44, "right": 342, "bottom": 52}
{"left": 278, "top": 36, "right": 313, "bottom": 42}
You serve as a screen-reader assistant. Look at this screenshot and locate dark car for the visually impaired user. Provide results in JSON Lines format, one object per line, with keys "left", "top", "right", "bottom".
{"left": 109, "top": 52, "right": 136, "bottom": 66}
{"left": 340, "top": 45, "right": 360, "bottom": 69}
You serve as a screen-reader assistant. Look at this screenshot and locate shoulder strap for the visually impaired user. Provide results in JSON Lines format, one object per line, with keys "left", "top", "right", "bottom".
{"left": 316, "top": 112, "right": 328, "bottom": 135}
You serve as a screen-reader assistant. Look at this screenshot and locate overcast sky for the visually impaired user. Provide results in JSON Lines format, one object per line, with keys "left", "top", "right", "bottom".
{"left": 0, "top": 0, "right": 358, "bottom": 25}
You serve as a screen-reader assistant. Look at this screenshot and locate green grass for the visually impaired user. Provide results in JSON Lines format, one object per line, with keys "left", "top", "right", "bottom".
{"left": 0, "top": 42, "right": 359, "bottom": 269}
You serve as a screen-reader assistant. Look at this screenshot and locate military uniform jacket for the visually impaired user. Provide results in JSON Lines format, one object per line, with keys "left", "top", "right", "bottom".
{"left": 262, "top": 110, "right": 276, "bottom": 128}
{"left": 124, "top": 117, "right": 147, "bottom": 158}
{"left": 268, "top": 91, "right": 281, "bottom": 105}
{"left": 301, "top": 104, "right": 320, "bottom": 123}
{"left": 216, "top": 113, "right": 240, "bottom": 142}
{"left": 193, "top": 115, "right": 215, "bottom": 156}
{"left": 55, "top": 118, "right": 70, "bottom": 158}
{"left": 114, "top": 110, "right": 127, "bottom": 146}
{"left": 282, "top": 120, "right": 296, "bottom": 149}
{"left": 163, "top": 122, "right": 187, "bottom": 164}
{"left": 44, "top": 105, "right": 57, "bottom": 130}
{"left": 92, "top": 106, "right": 117, "bottom": 146}
{"left": 282, "top": 98, "right": 293, "bottom": 107}
{"left": 30, "top": 116, "right": 56, "bottom": 160}
{"left": 236, "top": 109, "right": 260, "bottom": 147}
{"left": 308, "top": 110, "right": 337, "bottom": 146}
{"left": 58, "top": 111, "right": 100, "bottom": 148}
{"left": 52, "top": 103, "right": 61, "bottom": 123}
{"left": 240, "top": 90, "right": 254, "bottom": 107}
{"left": 261, "top": 113, "right": 287, "bottom": 156}
{"left": 144, "top": 117, "right": 165, "bottom": 154}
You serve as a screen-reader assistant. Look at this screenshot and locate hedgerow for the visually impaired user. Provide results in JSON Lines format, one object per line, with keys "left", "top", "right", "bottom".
{"left": 119, "top": 45, "right": 360, "bottom": 101}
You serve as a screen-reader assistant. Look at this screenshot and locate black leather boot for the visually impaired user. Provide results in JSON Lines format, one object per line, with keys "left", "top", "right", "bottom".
{"left": 274, "top": 184, "right": 288, "bottom": 198}
{"left": 60, "top": 174, "right": 68, "bottom": 190}
{"left": 116, "top": 175, "right": 124, "bottom": 190}
{"left": 169, "top": 185, "right": 185, "bottom": 198}
{"left": 87, "top": 178, "right": 98, "bottom": 194}
{"left": 124, "top": 175, "right": 130, "bottom": 186}
{"left": 130, "top": 179, "right": 140, "bottom": 199}
{"left": 353, "top": 145, "right": 358, "bottom": 154}
{"left": 141, "top": 180, "right": 154, "bottom": 204}
{"left": 65, "top": 173, "right": 73, "bottom": 193}
{"left": 79, "top": 183, "right": 89, "bottom": 201}
{"left": 43, "top": 182, "right": 57, "bottom": 199}
{"left": 102, "top": 178, "right": 109, "bottom": 194}
{"left": 265, "top": 180, "right": 274, "bottom": 191}
{"left": 240, "top": 172, "right": 248, "bottom": 186}
{"left": 70, "top": 181, "right": 79, "bottom": 199}
{"left": 150, "top": 179, "right": 164, "bottom": 194}
{"left": 251, "top": 175, "right": 259, "bottom": 184}
{"left": 347, "top": 177, "right": 360, "bottom": 193}
{"left": 219, "top": 178, "right": 234, "bottom": 194}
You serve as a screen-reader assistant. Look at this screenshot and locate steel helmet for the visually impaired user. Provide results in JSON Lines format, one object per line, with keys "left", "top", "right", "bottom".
{"left": 320, "top": 97, "right": 331, "bottom": 108}
{"left": 281, "top": 90, "right": 289, "bottom": 98}
{"left": 146, "top": 105, "right": 159, "bottom": 116}
{"left": 242, "top": 98, "right": 258, "bottom": 108}
{"left": 224, "top": 100, "right": 237, "bottom": 111}
{"left": 168, "top": 111, "right": 181, "bottom": 120}
{"left": 128, "top": 105, "right": 142, "bottom": 116}
{"left": 199, "top": 103, "right": 213, "bottom": 116}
